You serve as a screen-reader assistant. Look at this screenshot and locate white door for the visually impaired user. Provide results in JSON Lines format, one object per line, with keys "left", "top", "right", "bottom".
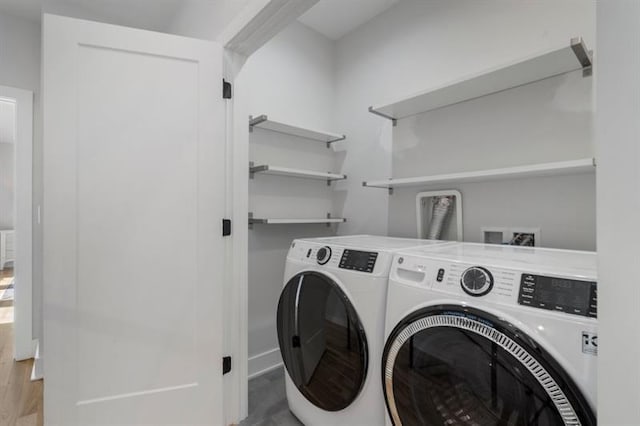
{"left": 43, "top": 14, "right": 226, "bottom": 425}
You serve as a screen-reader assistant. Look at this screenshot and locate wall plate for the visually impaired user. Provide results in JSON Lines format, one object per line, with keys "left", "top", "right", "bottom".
{"left": 416, "top": 190, "right": 463, "bottom": 241}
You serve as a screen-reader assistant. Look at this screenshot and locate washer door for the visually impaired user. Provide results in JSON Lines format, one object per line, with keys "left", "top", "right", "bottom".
{"left": 277, "top": 271, "right": 368, "bottom": 411}
{"left": 382, "top": 305, "right": 596, "bottom": 426}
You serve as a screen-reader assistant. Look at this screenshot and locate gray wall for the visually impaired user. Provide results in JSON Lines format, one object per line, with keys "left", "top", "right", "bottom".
{"left": 596, "top": 1, "right": 640, "bottom": 423}
{"left": 333, "top": 0, "right": 596, "bottom": 251}
{"left": 241, "top": 21, "right": 340, "bottom": 374}
{"left": 389, "top": 70, "right": 595, "bottom": 251}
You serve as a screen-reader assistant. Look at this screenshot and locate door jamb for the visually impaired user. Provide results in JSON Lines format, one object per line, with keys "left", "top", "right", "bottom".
{"left": 221, "top": 0, "right": 319, "bottom": 423}
{"left": 0, "top": 85, "right": 35, "bottom": 361}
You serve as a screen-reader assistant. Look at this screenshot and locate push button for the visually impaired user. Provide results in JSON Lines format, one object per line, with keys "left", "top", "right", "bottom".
{"left": 436, "top": 268, "right": 445, "bottom": 282}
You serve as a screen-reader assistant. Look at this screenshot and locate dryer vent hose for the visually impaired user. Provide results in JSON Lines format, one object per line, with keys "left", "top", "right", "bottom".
{"left": 427, "top": 196, "right": 453, "bottom": 240}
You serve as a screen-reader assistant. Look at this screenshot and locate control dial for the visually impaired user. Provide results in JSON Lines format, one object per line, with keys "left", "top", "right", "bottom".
{"left": 316, "top": 246, "right": 332, "bottom": 265}
{"left": 461, "top": 266, "right": 493, "bottom": 296}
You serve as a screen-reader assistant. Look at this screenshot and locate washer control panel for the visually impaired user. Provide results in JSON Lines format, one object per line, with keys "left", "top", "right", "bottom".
{"left": 460, "top": 266, "right": 494, "bottom": 296}
{"left": 518, "top": 274, "right": 597, "bottom": 318}
{"left": 316, "top": 246, "right": 332, "bottom": 265}
{"left": 339, "top": 249, "right": 378, "bottom": 273}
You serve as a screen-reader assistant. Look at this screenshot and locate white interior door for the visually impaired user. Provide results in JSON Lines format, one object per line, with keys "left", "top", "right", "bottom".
{"left": 43, "top": 14, "right": 226, "bottom": 425}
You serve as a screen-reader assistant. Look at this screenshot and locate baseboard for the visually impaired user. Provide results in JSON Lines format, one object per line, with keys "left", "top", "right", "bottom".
{"left": 248, "top": 347, "right": 282, "bottom": 380}
{"left": 30, "top": 339, "right": 43, "bottom": 381}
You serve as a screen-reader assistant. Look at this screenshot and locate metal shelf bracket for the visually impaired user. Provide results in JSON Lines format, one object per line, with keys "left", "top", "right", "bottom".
{"left": 249, "top": 114, "right": 268, "bottom": 132}
{"left": 570, "top": 37, "right": 593, "bottom": 78}
{"left": 368, "top": 106, "right": 397, "bottom": 126}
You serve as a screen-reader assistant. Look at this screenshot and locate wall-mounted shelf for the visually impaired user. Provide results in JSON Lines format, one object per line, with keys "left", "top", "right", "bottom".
{"left": 369, "top": 37, "right": 593, "bottom": 125}
{"left": 249, "top": 115, "right": 346, "bottom": 147}
{"left": 363, "top": 158, "right": 595, "bottom": 193}
{"left": 248, "top": 213, "right": 346, "bottom": 228}
{"left": 249, "top": 163, "right": 346, "bottom": 184}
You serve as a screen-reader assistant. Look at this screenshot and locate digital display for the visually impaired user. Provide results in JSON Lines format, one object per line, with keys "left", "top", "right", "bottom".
{"left": 339, "top": 249, "right": 378, "bottom": 273}
{"left": 349, "top": 251, "right": 372, "bottom": 269}
{"left": 519, "top": 274, "right": 597, "bottom": 318}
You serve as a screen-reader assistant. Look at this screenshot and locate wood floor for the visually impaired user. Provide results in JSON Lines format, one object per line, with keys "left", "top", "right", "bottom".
{"left": 0, "top": 268, "right": 43, "bottom": 426}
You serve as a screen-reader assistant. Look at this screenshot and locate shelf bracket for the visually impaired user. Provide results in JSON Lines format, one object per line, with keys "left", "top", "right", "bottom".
{"left": 362, "top": 181, "right": 394, "bottom": 195}
{"left": 368, "top": 106, "right": 397, "bottom": 127}
{"left": 326, "top": 213, "right": 332, "bottom": 227}
{"left": 249, "top": 114, "right": 268, "bottom": 132}
{"left": 570, "top": 37, "right": 593, "bottom": 78}
{"left": 248, "top": 212, "right": 254, "bottom": 230}
{"left": 248, "top": 162, "right": 270, "bottom": 179}
{"left": 326, "top": 134, "right": 346, "bottom": 148}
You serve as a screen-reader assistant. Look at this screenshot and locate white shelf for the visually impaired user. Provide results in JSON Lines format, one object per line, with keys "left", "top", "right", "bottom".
{"left": 249, "top": 216, "right": 346, "bottom": 226}
{"left": 249, "top": 115, "right": 345, "bottom": 145}
{"left": 369, "top": 38, "right": 592, "bottom": 123}
{"left": 250, "top": 164, "right": 346, "bottom": 182}
{"left": 363, "top": 158, "right": 595, "bottom": 190}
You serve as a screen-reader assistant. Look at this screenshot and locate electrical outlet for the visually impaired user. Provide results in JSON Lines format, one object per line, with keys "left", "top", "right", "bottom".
{"left": 482, "top": 227, "right": 508, "bottom": 245}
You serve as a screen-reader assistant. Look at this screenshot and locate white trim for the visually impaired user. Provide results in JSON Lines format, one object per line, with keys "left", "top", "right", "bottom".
{"left": 221, "top": 0, "right": 318, "bottom": 57}
{"left": 31, "top": 339, "right": 44, "bottom": 381}
{"left": 248, "top": 348, "right": 283, "bottom": 380}
{"left": 0, "top": 85, "right": 35, "bottom": 361}
{"left": 222, "top": 1, "right": 322, "bottom": 423}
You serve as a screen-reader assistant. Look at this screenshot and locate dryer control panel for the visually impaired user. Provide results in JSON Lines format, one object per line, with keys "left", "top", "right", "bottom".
{"left": 518, "top": 274, "right": 597, "bottom": 318}
{"left": 339, "top": 249, "right": 378, "bottom": 273}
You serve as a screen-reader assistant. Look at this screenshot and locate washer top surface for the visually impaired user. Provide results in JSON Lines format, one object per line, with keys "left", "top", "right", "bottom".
{"left": 398, "top": 242, "right": 596, "bottom": 278}
{"left": 298, "top": 234, "right": 450, "bottom": 251}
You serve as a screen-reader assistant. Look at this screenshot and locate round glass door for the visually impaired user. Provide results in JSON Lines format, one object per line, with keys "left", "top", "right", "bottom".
{"left": 382, "top": 305, "right": 595, "bottom": 426}
{"left": 277, "top": 271, "right": 368, "bottom": 411}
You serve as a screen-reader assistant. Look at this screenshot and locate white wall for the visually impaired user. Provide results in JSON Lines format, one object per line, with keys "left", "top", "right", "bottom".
{"left": 596, "top": 1, "right": 640, "bottom": 424}
{"left": 0, "top": 100, "right": 16, "bottom": 229}
{"left": 239, "top": 21, "right": 340, "bottom": 376}
{"left": 333, "top": 0, "right": 596, "bottom": 250}
{"left": 0, "top": 12, "right": 42, "bottom": 340}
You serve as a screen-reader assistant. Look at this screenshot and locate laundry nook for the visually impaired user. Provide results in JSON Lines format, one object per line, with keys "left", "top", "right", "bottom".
{"left": 0, "top": 0, "right": 634, "bottom": 425}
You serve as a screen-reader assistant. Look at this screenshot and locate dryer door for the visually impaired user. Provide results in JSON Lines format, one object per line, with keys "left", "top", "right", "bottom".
{"left": 382, "top": 305, "right": 595, "bottom": 426}
{"left": 277, "top": 271, "right": 368, "bottom": 411}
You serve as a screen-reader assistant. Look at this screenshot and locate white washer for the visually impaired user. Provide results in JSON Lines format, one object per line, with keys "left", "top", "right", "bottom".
{"left": 278, "top": 235, "right": 453, "bottom": 426}
{"left": 383, "top": 243, "right": 597, "bottom": 426}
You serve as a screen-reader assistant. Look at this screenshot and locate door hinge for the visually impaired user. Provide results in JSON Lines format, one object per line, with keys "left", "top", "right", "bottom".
{"left": 223, "top": 79, "right": 232, "bottom": 99}
{"left": 222, "top": 219, "right": 231, "bottom": 236}
{"left": 223, "top": 356, "right": 231, "bottom": 375}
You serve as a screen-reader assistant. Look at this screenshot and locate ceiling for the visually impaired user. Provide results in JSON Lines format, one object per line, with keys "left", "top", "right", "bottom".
{"left": 0, "top": 0, "right": 399, "bottom": 43}
{"left": 0, "top": 0, "right": 251, "bottom": 37}
{"left": 298, "top": 0, "right": 398, "bottom": 40}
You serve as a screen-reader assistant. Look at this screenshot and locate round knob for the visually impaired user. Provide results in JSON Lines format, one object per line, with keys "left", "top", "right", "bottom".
{"left": 460, "top": 266, "right": 493, "bottom": 296}
{"left": 316, "top": 246, "right": 332, "bottom": 265}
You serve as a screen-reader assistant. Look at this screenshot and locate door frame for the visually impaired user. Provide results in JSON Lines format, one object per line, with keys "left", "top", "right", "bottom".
{"left": 221, "top": 0, "right": 319, "bottom": 423}
{"left": 0, "top": 85, "right": 35, "bottom": 361}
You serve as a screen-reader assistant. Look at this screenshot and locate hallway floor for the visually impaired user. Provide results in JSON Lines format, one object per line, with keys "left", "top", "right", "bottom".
{"left": 0, "top": 268, "right": 43, "bottom": 426}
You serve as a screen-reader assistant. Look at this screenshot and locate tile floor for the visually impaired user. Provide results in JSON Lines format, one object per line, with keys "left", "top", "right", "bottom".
{"left": 240, "top": 367, "right": 303, "bottom": 426}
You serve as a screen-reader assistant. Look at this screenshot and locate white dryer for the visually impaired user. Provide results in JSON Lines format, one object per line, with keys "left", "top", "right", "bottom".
{"left": 383, "top": 243, "right": 597, "bottom": 426}
{"left": 278, "top": 235, "right": 453, "bottom": 426}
